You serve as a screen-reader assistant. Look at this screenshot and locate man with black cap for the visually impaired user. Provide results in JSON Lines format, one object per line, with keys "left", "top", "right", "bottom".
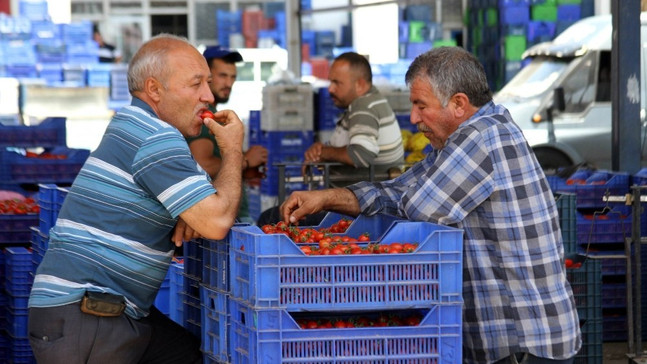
{"left": 187, "top": 45, "right": 268, "bottom": 223}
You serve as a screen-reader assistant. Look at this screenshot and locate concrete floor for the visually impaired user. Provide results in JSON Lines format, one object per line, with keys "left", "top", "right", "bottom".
{"left": 605, "top": 342, "right": 647, "bottom": 364}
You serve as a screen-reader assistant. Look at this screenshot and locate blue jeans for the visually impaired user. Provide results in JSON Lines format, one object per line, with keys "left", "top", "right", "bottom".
{"left": 492, "top": 353, "right": 575, "bottom": 364}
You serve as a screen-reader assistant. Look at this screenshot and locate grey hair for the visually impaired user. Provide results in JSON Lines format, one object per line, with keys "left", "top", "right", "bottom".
{"left": 405, "top": 46, "right": 492, "bottom": 108}
{"left": 127, "top": 33, "right": 192, "bottom": 94}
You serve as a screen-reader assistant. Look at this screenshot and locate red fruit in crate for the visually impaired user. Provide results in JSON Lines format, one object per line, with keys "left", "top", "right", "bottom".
{"left": 565, "top": 258, "right": 574, "bottom": 268}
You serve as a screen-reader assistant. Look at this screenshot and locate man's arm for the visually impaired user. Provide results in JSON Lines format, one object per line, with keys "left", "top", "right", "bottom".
{"left": 303, "top": 142, "right": 355, "bottom": 166}
{"left": 179, "top": 111, "right": 244, "bottom": 241}
{"left": 189, "top": 138, "right": 222, "bottom": 179}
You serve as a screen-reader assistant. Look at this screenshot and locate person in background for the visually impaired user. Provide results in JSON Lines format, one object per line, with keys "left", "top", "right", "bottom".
{"left": 257, "top": 51, "right": 404, "bottom": 226}
{"left": 93, "top": 23, "right": 122, "bottom": 63}
{"left": 280, "top": 46, "right": 580, "bottom": 364}
{"left": 28, "top": 34, "right": 245, "bottom": 364}
{"left": 303, "top": 51, "right": 404, "bottom": 182}
{"left": 187, "top": 45, "right": 268, "bottom": 224}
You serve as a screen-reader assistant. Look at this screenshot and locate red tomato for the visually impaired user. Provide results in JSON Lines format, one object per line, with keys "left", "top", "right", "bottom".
{"left": 564, "top": 258, "right": 573, "bottom": 268}
{"left": 200, "top": 110, "right": 215, "bottom": 120}
{"left": 357, "top": 233, "right": 370, "bottom": 242}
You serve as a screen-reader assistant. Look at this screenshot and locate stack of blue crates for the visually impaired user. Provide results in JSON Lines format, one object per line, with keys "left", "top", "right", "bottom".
{"left": 2, "top": 247, "right": 34, "bottom": 363}
{"left": 216, "top": 10, "right": 242, "bottom": 48}
{"left": 467, "top": 0, "right": 593, "bottom": 90}
{"left": 247, "top": 84, "right": 315, "bottom": 217}
{"left": 222, "top": 214, "right": 463, "bottom": 363}
{"left": 548, "top": 168, "right": 647, "bottom": 342}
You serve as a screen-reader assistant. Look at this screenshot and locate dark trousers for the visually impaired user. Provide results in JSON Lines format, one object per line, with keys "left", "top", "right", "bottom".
{"left": 492, "top": 352, "right": 575, "bottom": 364}
{"left": 29, "top": 303, "right": 201, "bottom": 364}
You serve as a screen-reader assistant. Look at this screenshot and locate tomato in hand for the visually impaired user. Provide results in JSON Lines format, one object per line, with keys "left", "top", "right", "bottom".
{"left": 200, "top": 110, "right": 215, "bottom": 120}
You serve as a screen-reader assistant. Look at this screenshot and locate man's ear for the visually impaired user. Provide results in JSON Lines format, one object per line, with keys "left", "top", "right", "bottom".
{"left": 355, "top": 77, "right": 370, "bottom": 96}
{"left": 145, "top": 77, "right": 163, "bottom": 102}
{"left": 450, "top": 93, "right": 470, "bottom": 118}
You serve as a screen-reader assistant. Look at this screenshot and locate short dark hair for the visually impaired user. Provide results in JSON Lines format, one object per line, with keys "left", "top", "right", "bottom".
{"left": 334, "top": 52, "right": 372, "bottom": 84}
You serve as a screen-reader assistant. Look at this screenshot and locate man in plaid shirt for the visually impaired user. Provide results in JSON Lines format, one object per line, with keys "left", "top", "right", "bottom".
{"left": 280, "top": 46, "right": 580, "bottom": 364}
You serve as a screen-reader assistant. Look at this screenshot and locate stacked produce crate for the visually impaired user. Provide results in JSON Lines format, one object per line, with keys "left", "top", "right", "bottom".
{"left": 557, "top": 192, "right": 603, "bottom": 363}
{"left": 2, "top": 247, "right": 33, "bottom": 363}
{"left": 467, "top": 0, "right": 594, "bottom": 91}
{"left": 0, "top": 116, "right": 89, "bottom": 363}
{"left": 549, "top": 168, "right": 647, "bottom": 342}
{"left": 225, "top": 213, "right": 463, "bottom": 363}
{"left": 247, "top": 84, "right": 315, "bottom": 219}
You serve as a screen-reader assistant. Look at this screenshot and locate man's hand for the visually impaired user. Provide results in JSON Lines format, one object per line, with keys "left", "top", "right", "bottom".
{"left": 302, "top": 142, "right": 324, "bottom": 175}
{"left": 245, "top": 145, "right": 268, "bottom": 168}
{"left": 280, "top": 190, "right": 326, "bottom": 225}
{"left": 172, "top": 218, "right": 201, "bottom": 247}
{"left": 203, "top": 109, "right": 244, "bottom": 156}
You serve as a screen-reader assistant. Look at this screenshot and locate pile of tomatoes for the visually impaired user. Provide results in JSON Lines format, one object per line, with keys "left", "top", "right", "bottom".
{"left": 0, "top": 198, "right": 39, "bottom": 214}
{"left": 259, "top": 219, "right": 418, "bottom": 255}
{"left": 296, "top": 312, "right": 423, "bottom": 329}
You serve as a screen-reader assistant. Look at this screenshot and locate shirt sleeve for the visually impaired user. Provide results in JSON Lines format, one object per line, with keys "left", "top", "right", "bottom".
{"left": 133, "top": 131, "right": 215, "bottom": 218}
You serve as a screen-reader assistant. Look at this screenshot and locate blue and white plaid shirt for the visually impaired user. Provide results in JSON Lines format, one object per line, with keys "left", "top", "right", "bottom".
{"left": 347, "top": 102, "right": 581, "bottom": 363}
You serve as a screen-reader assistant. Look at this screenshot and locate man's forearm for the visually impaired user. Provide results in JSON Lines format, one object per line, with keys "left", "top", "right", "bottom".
{"left": 322, "top": 188, "right": 362, "bottom": 216}
{"left": 321, "top": 145, "right": 355, "bottom": 166}
{"left": 212, "top": 150, "right": 243, "bottom": 218}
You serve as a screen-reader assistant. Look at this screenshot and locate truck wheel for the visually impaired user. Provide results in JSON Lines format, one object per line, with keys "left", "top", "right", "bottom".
{"left": 533, "top": 148, "right": 573, "bottom": 175}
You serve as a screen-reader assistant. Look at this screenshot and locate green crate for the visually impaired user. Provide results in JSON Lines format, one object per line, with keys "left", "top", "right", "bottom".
{"left": 485, "top": 7, "right": 498, "bottom": 27}
{"left": 531, "top": 3, "right": 558, "bottom": 21}
{"left": 557, "top": 0, "right": 581, "bottom": 4}
{"left": 503, "top": 35, "right": 526, "bottom": 61}
{"left": 556, "top": 193, "right": 577, "bottom": 253}
{"left": 409, "top": 21, "right": 427, "bottom": 43}
{"left": 433, "top": 39, "right": 457, "bottom": 48}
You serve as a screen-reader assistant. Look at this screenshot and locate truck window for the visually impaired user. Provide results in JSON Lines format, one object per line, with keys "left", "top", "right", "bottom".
{"left": 561, "top": 52, "right": 597, "bottom": 113}
{"left": 596, "top": 51, "right": 611, "bottom": 102}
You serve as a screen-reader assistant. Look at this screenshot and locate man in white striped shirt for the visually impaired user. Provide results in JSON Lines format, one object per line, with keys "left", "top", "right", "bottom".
{"left": 304, "top": 52, "right": 404, "bottom": 185}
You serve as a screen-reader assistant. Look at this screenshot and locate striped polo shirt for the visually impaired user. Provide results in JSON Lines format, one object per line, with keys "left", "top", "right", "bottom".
{"left": 28, "top": 98, "right": 215, "bottom": 319}
{"left": 328, "top": 85, "right": 404, "bottom": 171}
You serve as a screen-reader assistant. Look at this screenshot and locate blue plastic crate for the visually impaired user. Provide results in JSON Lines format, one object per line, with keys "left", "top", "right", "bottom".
{"left": 61, "top": 21, "right": 93, "bottom": 44}
{"left": 576, "top": 206, "right": 632, "bottom": 245}
{"left": 183, "top": 240, "right": 202, "bottom": 280}
{"left": 578, "top": 318, "right": 602, "bottom": 364}
{"left": 259, "top": 130, "right": 313, "bottom": 154}
{"left": 557, "top": 4, "right": 581, "bottom": 21}
{"left": 566, "top": 259, "right": 601, "bottom": 321}
{"left": 526, "top": 20, "right": 556, "bottom": 42}
{"left": 555, "top": 193, "right": 576, "bottom": 252}
{"left": 201, "top": 223, "right": 249, "bottom": 291}
{"left": 7, "top": 307, "right": 31, "bottom": 337}
{"left": 0, "top": 213, "right": 38, "bottom": 246}
{"left": 30, "top": 226, "right": 46, "bottom": 268}
{"left": 500, "top": 4, "right": 530, "bottom": 25}
{"left": 19, "top": 0, "right": 49, "bottom": 20}
{"left": 557, "top": 169, "right": 630, "bottom": 209}
{"left": 0, "top": 146, "right": 90, "bottom": 184}
{"left": 154, "top": 266, "right": 172, "bottom": 316}
{"left": 228, "top": 298, "right": 462, "bottom": 364}
{"left": 182, "top": 272, "right": 201, "bottom": 334}
{"left": 200, "top": 285, "right": 229, "bottom": 363}
{"left": 169, "top": 261, "right": 184, "bottom": 324}
{"left": 229, "top": 219, "right": 463, "bottom": 310}
{"left": 7, "top": 333, "right": 33, "bottom": 363}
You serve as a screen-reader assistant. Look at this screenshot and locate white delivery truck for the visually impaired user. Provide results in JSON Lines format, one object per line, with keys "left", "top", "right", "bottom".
{"left": 493, "top": 12, "right": 647, "bottom": 171}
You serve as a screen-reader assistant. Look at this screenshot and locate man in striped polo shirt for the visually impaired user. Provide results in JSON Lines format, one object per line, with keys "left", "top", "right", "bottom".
{"left": 28, "top": 34, "right": 245, "bottom": 363}
{"left": 303, "top": 51, "right": 404, "bottom": 185}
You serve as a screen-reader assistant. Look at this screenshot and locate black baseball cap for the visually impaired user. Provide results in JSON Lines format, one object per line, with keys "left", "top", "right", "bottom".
{"left": 202, "top": 45, "right": 243, "bottom": 63}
